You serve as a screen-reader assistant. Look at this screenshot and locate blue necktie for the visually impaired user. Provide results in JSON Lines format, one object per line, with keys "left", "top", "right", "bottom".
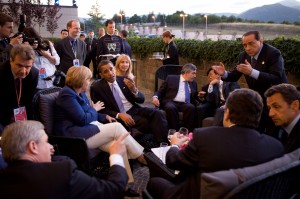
{"left": 111, "top": 83, "right": 125, "bottom": 112}
{"left": 184, "top": 81, "right": 190, "bottom": 103}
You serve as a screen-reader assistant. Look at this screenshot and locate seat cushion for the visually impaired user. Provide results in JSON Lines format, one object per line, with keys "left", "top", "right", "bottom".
{"left": 200, "top": 148, "right": 300, "bottom": 199}
{"left": 39, "top": 91, "right": 59, "bottom": 134}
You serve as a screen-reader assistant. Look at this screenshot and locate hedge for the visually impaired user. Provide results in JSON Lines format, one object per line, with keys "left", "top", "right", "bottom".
{"left": 128, "top": 37, "right": 300, "bottom": 75}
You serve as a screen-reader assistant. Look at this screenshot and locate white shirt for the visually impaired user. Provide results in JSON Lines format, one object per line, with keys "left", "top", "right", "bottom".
{"left": 173, "top": 75, "right": 190, "bottom": 103}
{"left": 33, "top": 42, "right": 60, "bottom": 89}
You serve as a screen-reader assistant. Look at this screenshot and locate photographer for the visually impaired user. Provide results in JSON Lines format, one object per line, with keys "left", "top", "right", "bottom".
{"left": 0, "top": 13, "right": 23, "bottom": 64}
{"left": 31, "top": 38, "right": 60, "bottom": 89}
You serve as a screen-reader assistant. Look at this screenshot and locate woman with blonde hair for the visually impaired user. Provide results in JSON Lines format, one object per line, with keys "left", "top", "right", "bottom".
{"left": 162, "top": 30, "right": 179, "bottom": 65}
{"left": 115, "top": 54, "right": 134, "bottom": 80}
{"left": 54, "top": 66, "right": 146, "bottom": 184}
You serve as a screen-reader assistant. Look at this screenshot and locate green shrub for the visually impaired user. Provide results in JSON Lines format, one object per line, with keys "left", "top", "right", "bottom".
{"left": 128, "top": 37, "right": 300, "bottom": 75}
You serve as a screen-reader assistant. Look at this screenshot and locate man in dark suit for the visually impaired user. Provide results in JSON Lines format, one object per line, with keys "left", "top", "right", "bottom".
{"left": 0, "top": 120, "right": 128, "bottom": 199}
{"left": 120, "top": 30, "right": 132, "bottom": 58}
{"left": 90, "top": 60, "right": 168, "bottom": 143}
{"left": 152, "top": 63, "right": 199, "bottom": 132}
{"left": 147, "top": 89, "right": 285, "bottom": 199}
{"left": 55, "top": 20, "right": 86, "bottom": 74}
{"left": 198, "top": 68, "right": 240, "bottom": 126}
{"left": 0, "top": 13, "right": 23, "bottom": 64}
{"left": 0, "top": 44, "right": 38, "bottom": 134}
{"left": 213, "top": 30, "right": 287, "bottom": 133}
{"left": 265, "top": 83, "right": 300, "bottom": 153}
{"left": 83, "top": 30, "right": 97, "bottom": 70}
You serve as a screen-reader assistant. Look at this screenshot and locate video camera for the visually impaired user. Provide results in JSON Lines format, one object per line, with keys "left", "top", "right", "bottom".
{"left": 12, "top": 15, "right": 49, "bottom": 52}
{"left": 12, "top": 15, "right": 35, "bottom": 44}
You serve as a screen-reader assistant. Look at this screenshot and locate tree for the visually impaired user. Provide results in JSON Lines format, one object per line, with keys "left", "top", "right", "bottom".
{"left": 32, "top": 0, "right": 47, "bottom": 33}
{"left": 20, "top": 0, "right": 35, "bottom": 27}
{"left": 87, "top": 0, "right": 104, "bottom": 30}
{"left": 5, "top": 0, "right": 21, "bottom": 26}
{"left": 0, "top": 0, "right": 6, "bottom": 13}
{"left": 128, "top": 14, "right": 142, "bottom": 24}
{"left": 46, "top": 0, "right": 62, "bottom": 37}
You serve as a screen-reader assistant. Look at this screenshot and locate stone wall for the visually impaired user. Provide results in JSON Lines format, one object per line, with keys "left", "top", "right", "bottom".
{"left": 133, "top": 54, "right": 300, "bottom": 93}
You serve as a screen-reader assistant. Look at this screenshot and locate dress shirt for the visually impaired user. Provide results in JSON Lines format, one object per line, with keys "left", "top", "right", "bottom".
{"left": 173, "top": 75, "right": 190, "bottom": 103}
{"left": 109, "top": 154, "right": 125, "bottom": 168}
{"left": 283, "top": 113, "right": 300, "bottom": 135}
{"left": 108, "top": 81, "right": 133, "bottom": 112}
{"left": 208, "top": 80, "right": 225, "bottom": 101}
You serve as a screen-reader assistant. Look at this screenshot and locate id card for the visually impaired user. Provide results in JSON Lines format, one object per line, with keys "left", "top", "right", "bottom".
{"left": 73, "top": 59, "right": 80, "bottom": 66}
{"left": 13, "top": 106, "right": 27, "bottom": 122}
{"left": 39, "top": 67, "right": 46, "bottom": 79}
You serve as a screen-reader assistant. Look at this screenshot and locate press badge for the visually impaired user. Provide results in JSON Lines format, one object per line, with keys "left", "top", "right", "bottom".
{"left": 73, "top": 59, "right": 80, "bottom": 66}
{"left": 13, "top": 106, "right": 27, "bottom": 122}
{"left": 39, "top": 68, "right": 46, "bottom": 79}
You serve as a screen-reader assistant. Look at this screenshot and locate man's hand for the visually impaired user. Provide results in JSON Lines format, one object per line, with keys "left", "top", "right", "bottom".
{"left": 212, "top": 62, "right": 226, "bottom": 76}
{"left": 106, "top": 115, "right": 116, "bottom": 123}
{"left": 170, "top": 132, "right": 190, "bottom": 148}
{"left": 236, "top": 59, "right": 253, "bottom": 76}
{"left": 10, "top": 35, "right": 23, "bottom": 45}
{"left": 210, "top": 78, "right": 220, "bottom": 85}
{"left": 152, "top": 97, "right": 160, "bottom": 107}
{"left": 123, "top": 78, "right": 137, "bottom": 93}
{"left": 109, "top": 133, "right": 129, "bottom": 156}
{"left": 198, "top": 91, "right": 206, "bottom": 98}
{"left": 118, "top": 113, "right": 135, "bottom": 126}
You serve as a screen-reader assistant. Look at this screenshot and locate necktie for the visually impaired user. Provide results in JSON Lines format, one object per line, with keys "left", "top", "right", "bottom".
{"left": 184, "top": 81, "right": 190, "bottom": 103}
{"left": 279, "top": 128, "right": 288, "bottom": 144}
{"left": 251, "top": 57, "right": 257, "bottom": 67}
{"left": 111, "top": 83, "right": 125, "bottom": 112}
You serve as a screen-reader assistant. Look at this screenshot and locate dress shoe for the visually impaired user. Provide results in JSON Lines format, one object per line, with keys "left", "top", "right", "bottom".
{"left": 125, "top": 187, "right": 140, "bottom": 197}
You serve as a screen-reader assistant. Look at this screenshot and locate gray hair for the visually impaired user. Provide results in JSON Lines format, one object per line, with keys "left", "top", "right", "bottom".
{"left": 1, "top": 120, "right": 45, "bottom": 162}
{"left": 181, "top": 63, "right": 197, "bottom": 74}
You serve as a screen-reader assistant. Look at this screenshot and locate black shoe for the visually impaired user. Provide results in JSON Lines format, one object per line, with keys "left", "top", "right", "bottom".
{"left": 125, "top": 188, "right": 140, "bottom": 197}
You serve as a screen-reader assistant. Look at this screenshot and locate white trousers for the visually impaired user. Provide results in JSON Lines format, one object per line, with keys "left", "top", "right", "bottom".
{"left": 86, "top": 122, "right": 144, "bottom": 182}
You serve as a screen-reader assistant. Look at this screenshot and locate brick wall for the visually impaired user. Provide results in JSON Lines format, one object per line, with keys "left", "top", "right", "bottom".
{"left": 134, "top": 54, "right": 300, "bottom": 93}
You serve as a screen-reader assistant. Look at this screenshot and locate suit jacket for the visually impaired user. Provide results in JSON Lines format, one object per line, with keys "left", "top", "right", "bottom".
{"left": 155, "top": 75, "right": 199, "bottom": 107}
{"left": 90, "top": 76, "right": 145, "bottom": 118}
{"left": 164, "top": 126, "right": 285, "bottom": 199}
{"left": 0, "top": 60, "right": 38, "bottom": 128}
{"left": 279, "top": 118, "right": 300, "bottom": 153}
{"left": 123, "top": 39, "right": 132, "bottom": 58}
{"left": 205, "top": 81, "right": 240, "bottom": 107}
{"left": 0, "top": 159, "right": 128, "bottom": 199}
{"left": 163, "top": 40, "right": 179, "bottom": 65}
{"left": 224, "top": 43, "right": 287, "bottom": 98}
{"left": 0, "top": 38, "right": 12, "bottom": 64}
{"left": 54, "top": 86, "right": 106, "bottom": 139}
{"left": 55, "top": 37, "right": 87, "bottom": 73}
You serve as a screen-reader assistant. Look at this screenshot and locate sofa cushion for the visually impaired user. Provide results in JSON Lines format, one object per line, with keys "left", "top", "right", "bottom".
{"left": 200, "top": 148, "right": 300, "bottom": 199}
{"left": 39, "top": 91, "right": 59, "bottom": 134}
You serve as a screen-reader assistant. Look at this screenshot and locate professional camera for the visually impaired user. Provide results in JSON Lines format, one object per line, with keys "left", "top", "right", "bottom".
{"left": 12, "top": 15, "right": 35, "bottom": 44}
{"left": 36, "top": 38, "right": 50, "bottom": 52}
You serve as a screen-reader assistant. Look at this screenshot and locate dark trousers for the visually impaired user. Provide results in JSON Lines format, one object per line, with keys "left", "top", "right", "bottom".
{"left": 163, "top": 101, "right": 196, "bottom": 132}
{"left": 197, "top": 102, "right": 216, "bottom": 127}
{"left": 126, "top": 106, "right": 168, "bottom": 143}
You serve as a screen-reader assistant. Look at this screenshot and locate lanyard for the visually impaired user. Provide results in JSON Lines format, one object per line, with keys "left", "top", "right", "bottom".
{"left": 71, "top": 40, "right": 77, "bottom": 59}
{"left": 14, "top": 78, "right": 22, "bottom": 107}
